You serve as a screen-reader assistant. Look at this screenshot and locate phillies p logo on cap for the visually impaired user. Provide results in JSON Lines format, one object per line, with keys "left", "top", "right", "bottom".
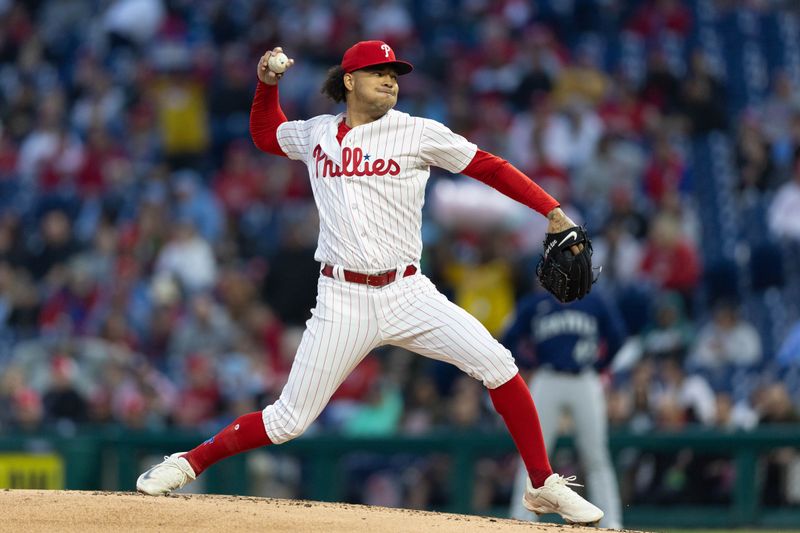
{"left": 340, "top": 40, "right": 414, "bottom": 75}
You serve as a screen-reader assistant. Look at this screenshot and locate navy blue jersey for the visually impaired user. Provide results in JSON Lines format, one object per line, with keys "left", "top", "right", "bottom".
{"left": 501, "top": 290, "right": 627, "bottom": 373}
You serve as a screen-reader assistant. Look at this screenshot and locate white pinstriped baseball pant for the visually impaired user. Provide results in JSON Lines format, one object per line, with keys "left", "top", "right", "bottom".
{"left": 262, "top": 270, "right": 519, "bottom": 444}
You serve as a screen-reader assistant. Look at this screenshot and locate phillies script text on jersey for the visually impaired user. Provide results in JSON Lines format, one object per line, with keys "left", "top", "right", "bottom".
{"left": 313, "top": 145, "right": 400, "bottom": 178}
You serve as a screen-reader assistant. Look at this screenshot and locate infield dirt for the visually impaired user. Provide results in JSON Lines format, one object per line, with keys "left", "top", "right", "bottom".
{"left": 0, "top": 489, "right": 650, "bottom": 532}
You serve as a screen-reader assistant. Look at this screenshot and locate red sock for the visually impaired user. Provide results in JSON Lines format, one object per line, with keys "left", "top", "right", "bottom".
{"left": 183, "top": 412, "right": 272, "bottom": 475}
{"left": 488, "top": 373, "right": 553, "bottom": 487}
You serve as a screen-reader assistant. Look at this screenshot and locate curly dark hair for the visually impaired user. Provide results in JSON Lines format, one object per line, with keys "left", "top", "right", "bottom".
{"left": 321, "top": 65, "right": 347, "bottom": 103}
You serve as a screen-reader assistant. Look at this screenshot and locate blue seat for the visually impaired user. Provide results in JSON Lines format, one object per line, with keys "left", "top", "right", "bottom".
{"left": 750, "top": 242, "right": 785, "bottom": 291}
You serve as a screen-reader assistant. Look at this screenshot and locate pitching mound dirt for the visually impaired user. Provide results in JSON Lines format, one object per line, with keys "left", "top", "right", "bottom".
{"left": 0, "top": 490, "right": 647, "bottom": 532}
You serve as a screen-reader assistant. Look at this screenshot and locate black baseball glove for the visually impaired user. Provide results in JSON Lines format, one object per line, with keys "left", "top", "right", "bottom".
{"left": 537, "top": 226, "right": 595, "bottom": 303}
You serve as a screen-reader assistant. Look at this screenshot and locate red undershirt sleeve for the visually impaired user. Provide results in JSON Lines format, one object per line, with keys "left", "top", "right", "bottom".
{"left": 249, "top": 80, "right": 288, "bottom": 157}
{"left": 461, "top": 150, "right": 560, "bottom": 217}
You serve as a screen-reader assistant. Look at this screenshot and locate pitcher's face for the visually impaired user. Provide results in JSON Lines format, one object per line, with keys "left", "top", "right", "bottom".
{"left": 346, "top": 66, "right": 399, "bottom": 116}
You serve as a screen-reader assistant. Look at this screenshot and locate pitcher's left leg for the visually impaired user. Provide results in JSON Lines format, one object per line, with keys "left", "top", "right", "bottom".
{"left": 378, "top": 276, "right": 551, "bottom": 489}
{"left": 379, "top": 275, "right": 602, "bottom": 524}
{"left": 510, "top": 370, "right": 563, "bottom": 520}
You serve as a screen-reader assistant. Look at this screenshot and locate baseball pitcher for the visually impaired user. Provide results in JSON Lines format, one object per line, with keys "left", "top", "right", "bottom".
{"left": 137, "top": 41, "right": 601, "bottom": 525}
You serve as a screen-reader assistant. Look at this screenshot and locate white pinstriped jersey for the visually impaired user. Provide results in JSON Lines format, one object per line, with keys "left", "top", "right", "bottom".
{"left": 276, "top": 109, "right": 477, "bottom": 273}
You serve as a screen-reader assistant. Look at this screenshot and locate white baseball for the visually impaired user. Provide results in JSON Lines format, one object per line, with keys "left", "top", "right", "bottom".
{"left": 268, "top": 52, "right": 289, "bottom": 74}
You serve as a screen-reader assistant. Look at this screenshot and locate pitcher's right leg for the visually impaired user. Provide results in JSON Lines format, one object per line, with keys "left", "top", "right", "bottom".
{"left": 137, "top": 412, "right": 269, "bottom": 495}
{"left": 263, "top": 277, "right": 381, "bottom": 444}
{"left": 137, "top": 276, "right": 380, "bottom": 495}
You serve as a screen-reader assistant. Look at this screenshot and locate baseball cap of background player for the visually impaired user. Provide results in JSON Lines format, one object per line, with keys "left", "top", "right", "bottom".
{"left": 341, "top": 40, "right": 413, "bottom": 75}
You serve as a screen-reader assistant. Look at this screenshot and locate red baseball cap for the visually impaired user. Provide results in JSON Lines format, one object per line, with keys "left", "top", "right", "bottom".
{"left": 341, "top": 40, "right": 413, "bottom": 75}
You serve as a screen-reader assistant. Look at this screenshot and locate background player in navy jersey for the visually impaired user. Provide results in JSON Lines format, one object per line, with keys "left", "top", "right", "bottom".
{"left": 503, "top": 286, "right": 627, "bottom": 530}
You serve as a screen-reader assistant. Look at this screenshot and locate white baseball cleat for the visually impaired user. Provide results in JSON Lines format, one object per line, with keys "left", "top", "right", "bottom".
{"left": 136, "top": 452, "right": 196, "bottom": 495}
{"left": 523, "top": 473, "right": 604, "bottom": 525}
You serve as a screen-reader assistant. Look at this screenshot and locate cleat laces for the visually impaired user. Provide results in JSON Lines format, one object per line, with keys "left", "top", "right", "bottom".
{"left": 549, "top": 475, "right": 588, "bottom": 504}
{"left": 554, "top": 474, "right": 582, "bottom": 488}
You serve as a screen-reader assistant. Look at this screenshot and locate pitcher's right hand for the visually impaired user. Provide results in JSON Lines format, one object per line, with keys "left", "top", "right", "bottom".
{"left": 258, "top": 47, "right": 295, "bottom": 85}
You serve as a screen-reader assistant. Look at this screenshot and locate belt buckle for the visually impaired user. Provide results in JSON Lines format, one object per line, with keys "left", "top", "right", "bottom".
{"left": 366, "top": 270, "right": 392, "bottom": 287}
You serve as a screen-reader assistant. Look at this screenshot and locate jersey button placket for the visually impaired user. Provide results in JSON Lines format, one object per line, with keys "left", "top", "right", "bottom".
{"left": 346, "top": 184, "right": 366, "bottom": 237}
{"left": 339, "top": 140, "right": 371, "bottom": 261}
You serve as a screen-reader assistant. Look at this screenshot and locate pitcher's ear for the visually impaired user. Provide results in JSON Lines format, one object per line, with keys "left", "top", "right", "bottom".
{"left": 344, "top": 72, "right": 354, "bottom": 91}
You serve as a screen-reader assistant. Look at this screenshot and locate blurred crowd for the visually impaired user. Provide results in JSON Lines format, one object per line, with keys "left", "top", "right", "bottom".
{"left": 1, "top": 0, "right": 800, "bottom": 511}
